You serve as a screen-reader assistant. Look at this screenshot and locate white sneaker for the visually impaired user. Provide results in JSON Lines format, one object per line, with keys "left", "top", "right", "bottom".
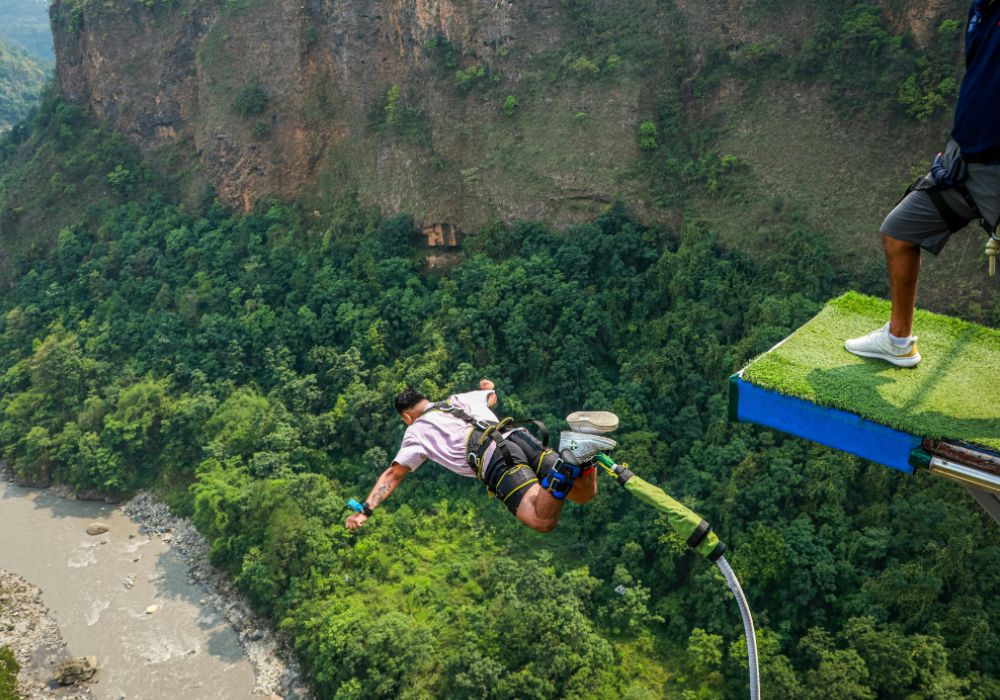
{"left": 566, "top": 411, "right": 619, "bottom": 435}
{"left": 845, "top": 323, "right": 922, "bottom": 368}
{"left": 559, "top": 431, "right": 617, "bottom": 465}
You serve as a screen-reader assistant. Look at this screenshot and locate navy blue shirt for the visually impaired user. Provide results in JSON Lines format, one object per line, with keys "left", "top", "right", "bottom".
{"left": 953, "top": 0, "right": 1000, "bottom": 162}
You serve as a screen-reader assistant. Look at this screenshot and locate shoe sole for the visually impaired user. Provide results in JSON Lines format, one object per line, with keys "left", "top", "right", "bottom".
{"left": 566, "top": 411, "right": 619, "bottom": 434}
{"left": 844, "top": 346, "right": 922, "bottom": 368}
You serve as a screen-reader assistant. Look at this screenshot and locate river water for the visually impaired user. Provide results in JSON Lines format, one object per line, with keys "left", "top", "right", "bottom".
{"left": 0, "top": 480, "right": 256, "bottom": 699}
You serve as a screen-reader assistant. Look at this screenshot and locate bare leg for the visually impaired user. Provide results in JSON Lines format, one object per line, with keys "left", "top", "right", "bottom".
{"left": 515, "top": 484, "right": 564, "bottom": 532}
{"left": 882, "top": 233, "right": 921, "bottom": 338}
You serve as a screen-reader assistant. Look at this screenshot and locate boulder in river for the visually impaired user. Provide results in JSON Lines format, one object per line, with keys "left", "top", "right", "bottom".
{"left": 53, "top": 655, "right": 98, "bottom": 685}
{"left": 86, "top": 523, "right": 109, "bottom": 536}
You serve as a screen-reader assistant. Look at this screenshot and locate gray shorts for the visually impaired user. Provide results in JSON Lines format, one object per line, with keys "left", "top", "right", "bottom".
{"left": 882, "top": 140, "right": 1000, "bottom": 255}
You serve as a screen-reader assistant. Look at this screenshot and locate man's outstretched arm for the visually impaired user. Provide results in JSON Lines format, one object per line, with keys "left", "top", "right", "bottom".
{"left": 345, "top": 462, "right": 410, "bottom": 530}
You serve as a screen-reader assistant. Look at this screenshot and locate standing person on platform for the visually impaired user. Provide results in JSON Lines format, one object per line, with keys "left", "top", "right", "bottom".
{"left": 846, "top": 0, "right": 1000, "bottom": 367}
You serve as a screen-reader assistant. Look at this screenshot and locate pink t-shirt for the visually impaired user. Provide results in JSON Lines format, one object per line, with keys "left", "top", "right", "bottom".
{"left": 392, "top": 390, "right": 498, "bottom": 477}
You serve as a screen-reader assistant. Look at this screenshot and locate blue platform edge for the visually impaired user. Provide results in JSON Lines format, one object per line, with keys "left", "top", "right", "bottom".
{"left": 729, "top": 373, "right": 920, "bottom": 474}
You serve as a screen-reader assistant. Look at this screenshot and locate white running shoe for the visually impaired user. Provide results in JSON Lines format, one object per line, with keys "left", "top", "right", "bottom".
{"left": 845, "top": 323, "right": 922, "bottom": 368}
{"left": 559, "top": 431, "right": 617, "bottom": 465}
{"left": 566, "top": 411, "right": 619, "bottom": 435}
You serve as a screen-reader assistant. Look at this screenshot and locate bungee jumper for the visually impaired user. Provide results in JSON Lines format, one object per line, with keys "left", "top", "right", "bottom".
{"left": 846, "top": 0, "right": 1000, "bottom": 367}
{"left": 345, "top": 381, "right": 763, "bottom": 699}
{"left": 345, "top": 379, "right": 619, "bottom": 532}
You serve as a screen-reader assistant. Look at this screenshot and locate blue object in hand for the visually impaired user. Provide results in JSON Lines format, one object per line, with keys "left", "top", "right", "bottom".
{"left": 931, "top": 152, "right": 950, "bottom": 185}
{"left": 347, "top": 498, "right": 365, "bottom": 513}
{"left": 930, "top": 151, "right": 968, "bottom": 188}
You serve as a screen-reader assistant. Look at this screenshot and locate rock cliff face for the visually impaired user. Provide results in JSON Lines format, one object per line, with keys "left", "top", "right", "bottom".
{"left": 50, "top": 0, "right": 963, "bottom": 230}
{"left": 52, "top": 0, "right": 644, "bottom": 229}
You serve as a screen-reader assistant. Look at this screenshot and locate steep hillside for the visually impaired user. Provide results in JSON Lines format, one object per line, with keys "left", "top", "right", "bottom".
{"left": 28, "top": 0, "right": 995, "bottom": 314}
{"left": 42, "top": 2, "right": 960, "bottom": 219}
{"left": 0, "top": 38, "right": 48, "bottom": 132}
{"left": 0, "top": 0, "right": 993, "bottom": 313}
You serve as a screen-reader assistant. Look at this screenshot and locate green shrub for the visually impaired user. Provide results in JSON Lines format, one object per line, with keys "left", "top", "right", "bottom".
{"left": 570, "top": 56, "right": 600, "bottom": 76}
{"left": 232, "top": 83, "right": 268, "bottom": 117}
{"left": 377, "top": 84, "right": 429, "bottom": 146}
{"left": 502, "top": 95, "right": 517, "bottom": 117}
{"left": 252, "top": 120, "right": 270, "bottom": 139}
{"left": 106, "top": 164, "right": 134, "bottom": 195}
{"left": 384, "top": 84, "right": 402, "bottom": 125}
{"left": 302, "top": 25, "right": 318, "bottom": 49}
{"left": 638, "top": 120, "right": 658, "bottom": 151}
{"left": 424, "top": 36, "right": 456, "bottom": 68}
{"left": 454, "top": 65, "right": 486, "bottom": 92}
{"left": 0, "top": 647, "right": 17, "bottom": 700}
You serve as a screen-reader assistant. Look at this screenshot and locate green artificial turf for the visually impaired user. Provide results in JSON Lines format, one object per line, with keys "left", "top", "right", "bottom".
{"left": 742, "top": 292, "right": 1000, "bottom": 452}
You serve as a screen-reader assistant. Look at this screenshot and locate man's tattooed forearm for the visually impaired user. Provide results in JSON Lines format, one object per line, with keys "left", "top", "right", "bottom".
{"left": 366, "top": 468, "right": 404, "bottom": 509}
{"left": 370, "top": 481, "right": 392, "bottom": 506}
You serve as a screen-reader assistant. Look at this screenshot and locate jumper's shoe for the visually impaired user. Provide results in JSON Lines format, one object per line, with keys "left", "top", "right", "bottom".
{"left": 566, "top": 411, "right": 619, "bottom": 435}
{"left": 559, "top": 431, "right": 617, "bottom": 466}
{"left": 845, "top": 323, "right": 921, "bottom": 368}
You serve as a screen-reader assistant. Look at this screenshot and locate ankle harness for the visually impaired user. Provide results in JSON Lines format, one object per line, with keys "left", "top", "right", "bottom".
{"left": 538, "top": 459, "right": 583, "bottom": 500}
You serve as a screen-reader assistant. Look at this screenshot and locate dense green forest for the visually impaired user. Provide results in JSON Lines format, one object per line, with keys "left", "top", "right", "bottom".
{"left": 1, "top": 93, "right": 999, "bottom": 699}
{"left": 0, "top": 38, "right": 48, "bottom": 133}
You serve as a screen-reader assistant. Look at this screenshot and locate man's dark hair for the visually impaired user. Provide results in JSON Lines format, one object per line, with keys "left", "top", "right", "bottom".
{"left": 394, "top": 387, "right": 426, "bottom": 414}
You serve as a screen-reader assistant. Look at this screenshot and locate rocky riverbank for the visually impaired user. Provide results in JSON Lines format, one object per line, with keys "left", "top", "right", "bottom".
{"left": 0, "top": 570, "right": 94, "bottom": 700}
{"left": 121, "top": 494, "right": 309, "bottom": 699}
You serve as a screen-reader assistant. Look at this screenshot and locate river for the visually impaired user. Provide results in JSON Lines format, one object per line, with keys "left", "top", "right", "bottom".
{"left": 0, "top": 480, "right": 257, "bottom": 699}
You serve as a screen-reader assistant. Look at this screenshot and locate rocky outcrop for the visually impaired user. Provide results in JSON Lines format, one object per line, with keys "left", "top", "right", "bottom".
{"left": 50, "top": 0, "right": 643, "bottom": 229}
{"left": 49, "top": 0, "right": 964, "bottom": 231}
{"left": 889, "top": 0, "right": 953, "bottom": 48}
{"left": 53, "top": 657, "right": 97, "bottom": 686}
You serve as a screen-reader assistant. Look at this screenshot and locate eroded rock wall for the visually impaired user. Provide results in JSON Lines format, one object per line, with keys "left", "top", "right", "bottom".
{"left": 53, "top": 0, "right": 628, "bottom": 229}
{"left": 50, "top": 0, "right": 965, "bottom": 230}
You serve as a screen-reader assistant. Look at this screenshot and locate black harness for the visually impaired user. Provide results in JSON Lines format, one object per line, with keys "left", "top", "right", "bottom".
{"left": 927, "top": 182, "right": 982, "bottom": 232}
{"left": 904, "top": 152, "right": 994, "bottom": 234}
{"left": 419, "top": 401, "right": 549, "bottom": 479}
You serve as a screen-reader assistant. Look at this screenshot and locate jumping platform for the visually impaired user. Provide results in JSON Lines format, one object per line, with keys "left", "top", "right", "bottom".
{"left": 730, "top": 292, "right": 1000, "bottom": 524}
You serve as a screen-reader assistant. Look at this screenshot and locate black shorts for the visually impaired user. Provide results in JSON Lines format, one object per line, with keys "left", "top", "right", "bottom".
{"left": 479, "top": 429, "right": 560, "bottom": 515}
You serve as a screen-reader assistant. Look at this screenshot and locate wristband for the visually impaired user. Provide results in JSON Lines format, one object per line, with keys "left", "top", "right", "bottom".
{"left": 347, "top": 498, "right": 373, "bottom": 516}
